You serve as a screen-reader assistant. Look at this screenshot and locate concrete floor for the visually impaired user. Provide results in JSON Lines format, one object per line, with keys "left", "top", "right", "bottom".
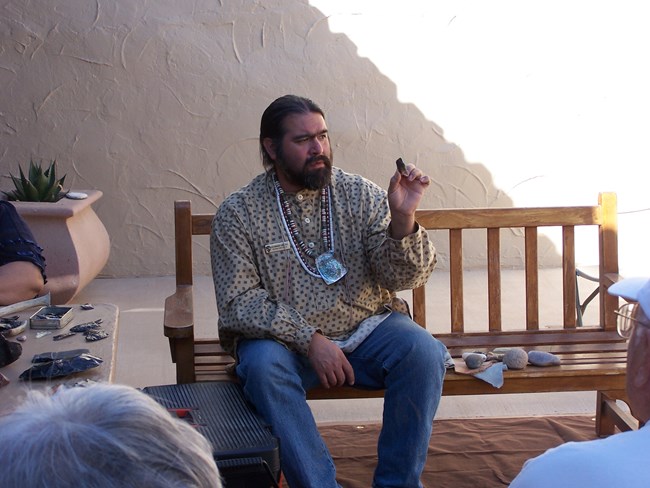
{"left": 74, "top": 268, "right": 602, "bottom": 424}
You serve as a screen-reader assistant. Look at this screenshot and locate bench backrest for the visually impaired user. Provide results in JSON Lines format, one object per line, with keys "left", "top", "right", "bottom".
{"left": 411, "top": 192, "right": 619, "bottom": 334}
{"left": 173, "top": 192, "right": 618, "bottom": 335}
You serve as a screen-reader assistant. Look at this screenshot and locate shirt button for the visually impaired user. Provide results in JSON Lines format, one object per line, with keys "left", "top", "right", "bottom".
{"left": 304, "top": 217, "right": 311, "bottom": 224}
{"left": 308, "top": 242, "right": 315, "bottom": 248}
{"left": 297, "top": 194, "right": 304, "bottom": 201}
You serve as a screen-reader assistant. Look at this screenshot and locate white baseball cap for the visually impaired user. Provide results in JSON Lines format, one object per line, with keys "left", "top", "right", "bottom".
{"left": 608, "top": 277, "right": 650, "bottom": 318}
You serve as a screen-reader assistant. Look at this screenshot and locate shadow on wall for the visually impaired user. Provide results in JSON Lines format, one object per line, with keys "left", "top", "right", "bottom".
{"left": 0, "top": 0, "right": 574, "bottom": 277}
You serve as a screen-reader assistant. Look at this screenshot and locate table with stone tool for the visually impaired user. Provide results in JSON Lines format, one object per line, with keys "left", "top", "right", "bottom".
{"left": 0, "top": 302, "right": 119, "bottom": 414}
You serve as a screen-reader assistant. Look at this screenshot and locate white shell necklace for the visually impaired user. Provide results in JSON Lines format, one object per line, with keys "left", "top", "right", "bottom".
{"left": 272, "top": 172, "right": 346, "bottom": 284}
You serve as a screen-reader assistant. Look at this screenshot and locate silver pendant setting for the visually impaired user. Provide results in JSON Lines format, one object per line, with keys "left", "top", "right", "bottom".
{"left": 315, "top": 252, "right": 347, "bottom": 285}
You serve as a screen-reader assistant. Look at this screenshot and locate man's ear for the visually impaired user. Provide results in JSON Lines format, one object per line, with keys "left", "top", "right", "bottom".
{"left": 262, "top": 138, "right": 277, "bottom": 161}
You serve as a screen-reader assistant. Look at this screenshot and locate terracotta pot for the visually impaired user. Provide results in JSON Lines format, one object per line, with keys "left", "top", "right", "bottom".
{"left": 11, "top": 190, "right": 110, "bottom": 304}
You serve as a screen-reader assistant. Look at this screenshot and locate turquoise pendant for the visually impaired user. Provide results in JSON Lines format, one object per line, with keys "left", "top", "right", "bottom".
{"left": 316, "top": 252, "right": 347, "bottom": 285}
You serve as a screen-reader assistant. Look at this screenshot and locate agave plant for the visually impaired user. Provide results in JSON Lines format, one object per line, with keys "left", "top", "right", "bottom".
{"left": 3, "top": 159, "right": 67, "bottom": 202}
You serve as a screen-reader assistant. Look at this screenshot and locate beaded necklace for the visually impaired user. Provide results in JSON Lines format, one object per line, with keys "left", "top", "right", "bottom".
{"left": 272, "top": 172, "right": 332, "bottom": 278}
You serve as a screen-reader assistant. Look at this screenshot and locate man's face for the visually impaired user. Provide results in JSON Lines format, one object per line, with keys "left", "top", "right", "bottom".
{"left": 266, "top": 112, "right": 333, "bottom": 192}
{"left": 626, "top": 303, "right": 650, "bottom": 422}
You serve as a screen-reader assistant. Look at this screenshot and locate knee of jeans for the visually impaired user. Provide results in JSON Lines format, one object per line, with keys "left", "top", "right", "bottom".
{"left": 408, "top": 334, "right": 447, "bottom": 375}
{"left": 237, "top": 340, "right": 297, "bottom": 384}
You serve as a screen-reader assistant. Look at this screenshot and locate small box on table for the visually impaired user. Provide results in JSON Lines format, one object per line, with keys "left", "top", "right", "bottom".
{"left": 29, "top": 306, "right": 74, "bottom": 330}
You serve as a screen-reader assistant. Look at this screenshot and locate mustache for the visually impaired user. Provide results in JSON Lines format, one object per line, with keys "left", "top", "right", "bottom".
{"left": 306, "top": 155, "right": 332, "bottom": 167}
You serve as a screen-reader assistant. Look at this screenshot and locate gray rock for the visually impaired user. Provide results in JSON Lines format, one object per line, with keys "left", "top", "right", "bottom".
{"left": 463, "top": 353, "right": 486, "bottom": 369}
{"left": 503, "top": 348, "right": 528, "bottom": 369}
{"left": 528, "top": 350, "right": 561, "bottom": 366}
{"left": 492, "top": 347, "right": 513, "bottom": 355}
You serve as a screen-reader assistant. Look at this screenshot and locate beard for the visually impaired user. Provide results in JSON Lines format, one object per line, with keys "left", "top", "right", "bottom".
{"left": 276, "top": 150, "right": 333, "bottom": 190}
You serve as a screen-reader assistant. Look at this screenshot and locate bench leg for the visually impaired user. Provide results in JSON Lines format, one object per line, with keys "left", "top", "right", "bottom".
{"left": 169, "top": 336, "right": 196, "bottom": 384}
{"left": 596, "top": 390, "right": 638, "bottom": 436}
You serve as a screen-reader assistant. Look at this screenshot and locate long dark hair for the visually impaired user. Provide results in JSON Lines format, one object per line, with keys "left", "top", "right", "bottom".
{"left": 259, "top": 95, "right": 325, "bottom": 169}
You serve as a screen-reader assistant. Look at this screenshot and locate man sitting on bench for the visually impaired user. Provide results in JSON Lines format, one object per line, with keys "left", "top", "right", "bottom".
{"left": 210, "top": 95, "right": 448, "bottom": 487}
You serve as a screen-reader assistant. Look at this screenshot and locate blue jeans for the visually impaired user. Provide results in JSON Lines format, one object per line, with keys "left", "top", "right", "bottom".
{"left": 236, "top": 312, "right": 447, "bottom": 488}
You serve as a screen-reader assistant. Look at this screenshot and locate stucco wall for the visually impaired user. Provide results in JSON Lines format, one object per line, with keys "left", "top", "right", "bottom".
{"left": 1, "top": 1, "right": 648, "bottom": 278}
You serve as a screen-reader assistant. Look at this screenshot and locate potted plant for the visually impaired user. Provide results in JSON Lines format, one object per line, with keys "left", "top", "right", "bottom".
{"left": 4, "top": 160, "right": 66, "bottom": 202}
{"left": 3, "top": 160, "right": 110, "bottom": 304}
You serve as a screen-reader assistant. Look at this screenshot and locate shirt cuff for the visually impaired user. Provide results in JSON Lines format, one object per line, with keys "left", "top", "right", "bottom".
{"left": 387, "top": 221, "right": 425, "bottom": 245}
{"left": 293, "top": 326, "right": 319, "bottom": 356}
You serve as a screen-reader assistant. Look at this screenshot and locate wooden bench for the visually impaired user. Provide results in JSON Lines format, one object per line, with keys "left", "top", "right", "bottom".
{"left": 163, "top": 192, "right": 634, "bottom": 436}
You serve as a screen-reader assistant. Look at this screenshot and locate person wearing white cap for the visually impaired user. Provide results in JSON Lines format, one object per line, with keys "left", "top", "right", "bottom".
{"left": 510, "top": 277, "right": 650, "bottom": 487}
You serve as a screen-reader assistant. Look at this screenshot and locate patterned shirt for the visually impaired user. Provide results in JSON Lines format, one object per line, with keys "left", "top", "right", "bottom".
{"left": 210, "top": 167, "right": 436, "bottom": 356}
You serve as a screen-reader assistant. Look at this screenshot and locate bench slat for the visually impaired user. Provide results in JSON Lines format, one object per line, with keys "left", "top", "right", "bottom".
{"left": 487, "top": 228, "right": 501, "bottom": 331}
{"left": 562, "top": 225, "right": 577, "bottom": 328}
{"left": 524, "top": 226, "right": 539, "bottom": 330}
{"left": 414, "top": 206, "right": 602, "bottom": 229}
{"left": 449, "top": 229, "right": 464, "bottom": 332}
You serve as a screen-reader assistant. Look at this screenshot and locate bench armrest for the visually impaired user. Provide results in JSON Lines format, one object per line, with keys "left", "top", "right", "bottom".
{"left": 163, "top": 285, "right": 197, "bottom": 382}
{"left": 164, "top": 285, "right": 194, "bottom": 339}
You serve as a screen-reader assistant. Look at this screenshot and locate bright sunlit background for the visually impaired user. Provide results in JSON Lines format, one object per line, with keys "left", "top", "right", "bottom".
{"left": 1, "top": 1, "right": 648, "bottom": 278}
{"left": 311, "top": 0, "right": 650, "bottom": 275}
